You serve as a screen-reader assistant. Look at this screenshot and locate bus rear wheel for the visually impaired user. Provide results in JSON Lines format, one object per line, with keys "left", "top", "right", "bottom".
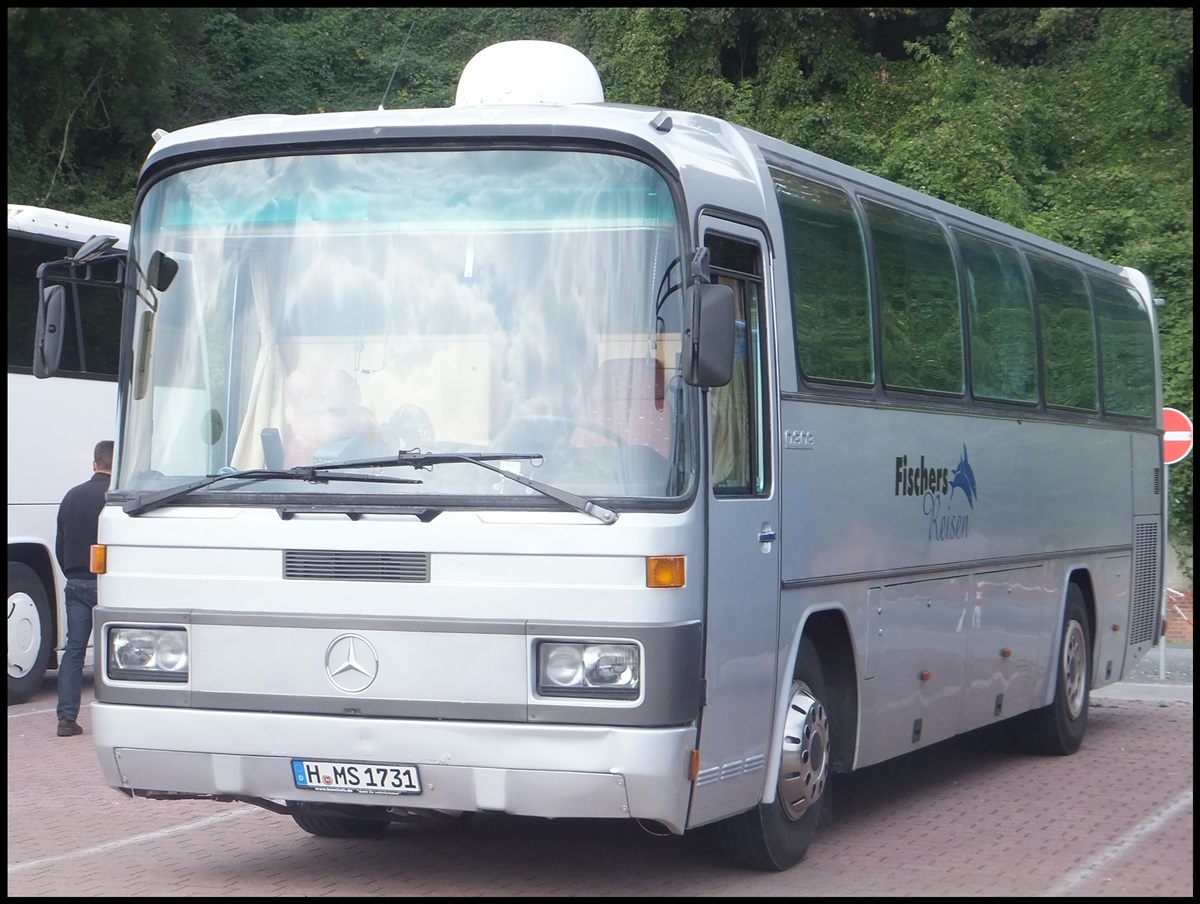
{"left": 715, "top": 635, "right": 831, "bottom": 871}
{"left": 8, "top": 562, "right": 53, "bottom": 705}
{"left": 1013, "top": 583, "right": 1091, "bottom": 756}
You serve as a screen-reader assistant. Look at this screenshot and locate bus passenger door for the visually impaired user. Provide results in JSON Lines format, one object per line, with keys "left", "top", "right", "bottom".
{"left": 688, "top": 224, "right": 781, "bottom": 828}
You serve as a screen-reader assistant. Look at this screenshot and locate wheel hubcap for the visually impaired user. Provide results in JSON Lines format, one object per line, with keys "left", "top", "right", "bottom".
{"left": 8, "top": 591, "right": 42, "bottom": 676}
{"left": 778, "top": 680, "right": 829, "bottom": 821}
{"left": 1062, "top": 619, "right": 1087, "bottom": 720}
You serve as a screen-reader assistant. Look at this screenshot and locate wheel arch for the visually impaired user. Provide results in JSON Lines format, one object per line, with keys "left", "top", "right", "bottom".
{"left": 1065, "top": 568, "right": 1097, "bottom": 661}
{"left": 1033, "top": 568, "right": 1096, "bottom": 711}
{"left": 796, "top": 608, "right": 858, "bottom": 775}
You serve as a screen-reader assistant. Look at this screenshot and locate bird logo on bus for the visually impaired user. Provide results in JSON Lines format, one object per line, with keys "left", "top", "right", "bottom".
{"left": 948, "top": 445, "right": 977, "bottom": 509}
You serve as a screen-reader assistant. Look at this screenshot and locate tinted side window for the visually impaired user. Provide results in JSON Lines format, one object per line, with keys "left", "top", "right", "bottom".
{"left": 772, "top": 171, "right": 873, "bottom": 385}
{"left": 955, "top": 230, "right": 1037, "bottom": 404}
{"left": 864, "top": 200, "right": 963, "bottom": 394}
{"left": 1029, "top": 256, "right": 1097, "bottom": 411}
{"left": 1091, "top": 276, "right": 1155, "bottom": 418}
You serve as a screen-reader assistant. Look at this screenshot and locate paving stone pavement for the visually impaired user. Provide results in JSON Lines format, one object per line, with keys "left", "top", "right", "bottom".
{"left": 7, "top": 645, "right": 1192, "bottom": 897}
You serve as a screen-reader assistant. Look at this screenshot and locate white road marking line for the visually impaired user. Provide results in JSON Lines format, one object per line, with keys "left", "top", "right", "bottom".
{"left": 7, "top": 809, "right": 257, "bottom": 874}
{"left": 1040, "top": 789, "right": 1193, "bottom": 896}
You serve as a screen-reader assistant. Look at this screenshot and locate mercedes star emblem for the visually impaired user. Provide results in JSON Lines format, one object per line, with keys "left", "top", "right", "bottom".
{"left": 324, "top": 633, "right": 380, "bottom": 693}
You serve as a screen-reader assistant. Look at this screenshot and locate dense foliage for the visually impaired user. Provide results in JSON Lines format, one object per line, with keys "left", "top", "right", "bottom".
{"left": 7, "top": 7, "right": 1193, "bottom": 577}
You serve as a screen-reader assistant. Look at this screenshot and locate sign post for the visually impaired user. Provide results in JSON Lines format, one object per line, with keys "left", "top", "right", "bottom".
{"left": 1163, "top": 407, "right": 1193, "bottom": 465}
{"left": 1160, "top": 407, "right": 1191, "bottom": 675}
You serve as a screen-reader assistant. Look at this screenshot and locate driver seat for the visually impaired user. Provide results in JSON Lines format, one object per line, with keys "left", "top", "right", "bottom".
{"left": 577, "top": 356, "right": 671, "bottom": 457}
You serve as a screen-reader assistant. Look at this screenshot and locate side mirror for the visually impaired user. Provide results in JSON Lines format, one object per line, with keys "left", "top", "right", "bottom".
{"left": 33, "top": 285, "right": 66, "bottom": 378}
{"left": 148, "top": 249, "right": 179, "bottom": 292}
{"left": 681, "top": 282, "right": 735, "bottom": 387}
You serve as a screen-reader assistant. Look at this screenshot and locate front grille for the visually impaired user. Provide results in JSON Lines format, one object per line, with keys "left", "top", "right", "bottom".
{"left": 283, "top": 549, "right": 430, "bottom": 583}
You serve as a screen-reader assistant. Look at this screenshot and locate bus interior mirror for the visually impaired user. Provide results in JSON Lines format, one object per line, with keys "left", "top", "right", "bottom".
{"left": 148, "top": 250, "right": 179, "bottom": 292}
{"left": 33, "top": 284, "right": 66, "bottom": 379}
{"left": 681, "top": 282, "right": 735, "bottom": 388}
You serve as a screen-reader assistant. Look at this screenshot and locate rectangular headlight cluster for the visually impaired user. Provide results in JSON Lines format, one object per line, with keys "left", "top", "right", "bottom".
{"left": 106, "top": 626, "right": 189, "bottom": 683}
{"left": 536, "top": 640, "right": 640, "bottom": 700}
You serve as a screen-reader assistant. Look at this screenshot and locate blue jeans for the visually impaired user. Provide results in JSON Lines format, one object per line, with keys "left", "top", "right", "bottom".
{"left": 56, "top": 579, "right": 98, "bottom": 722}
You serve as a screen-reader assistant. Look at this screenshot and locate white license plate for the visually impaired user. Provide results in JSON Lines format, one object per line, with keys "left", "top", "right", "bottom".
{"left": 292, "top": 759, "right": 422, "bottom": 795}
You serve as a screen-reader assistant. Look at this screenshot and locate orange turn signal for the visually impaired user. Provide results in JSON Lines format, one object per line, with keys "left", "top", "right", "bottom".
{"left": 90, "top": 544, "right": 107, "bottom": 575}
{"left": 646, "top": 556, "right": 685, "bottom": 588}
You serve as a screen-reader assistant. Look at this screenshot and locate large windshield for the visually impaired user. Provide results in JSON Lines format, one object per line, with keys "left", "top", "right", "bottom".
{"left": 117, "top": 148, "right": 693, "bottom": 506}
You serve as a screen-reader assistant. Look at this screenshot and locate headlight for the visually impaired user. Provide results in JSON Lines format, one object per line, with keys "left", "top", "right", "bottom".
{"left": 536, "top": 641, "right": 640, "bottom": 699}
{"left": 107, "top": 626, "right": 189, "bottom": 682}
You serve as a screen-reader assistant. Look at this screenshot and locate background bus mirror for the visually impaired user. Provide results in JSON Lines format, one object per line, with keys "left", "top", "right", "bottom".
{"left": 72, "top": 233, "right": 120, "bottom": 262}
{"left": 682, "top": 282, "right": 735, "bottom": 388}
{"left": 33, "top": 284, "right": 66, "bottom": 379}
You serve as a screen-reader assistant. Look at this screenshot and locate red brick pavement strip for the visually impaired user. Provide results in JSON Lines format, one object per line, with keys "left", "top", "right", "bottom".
{"left": 8, "top": 690, "right": 1192, "bottom": 897}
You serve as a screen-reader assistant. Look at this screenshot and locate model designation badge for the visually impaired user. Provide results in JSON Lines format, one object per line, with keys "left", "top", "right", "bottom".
{"left": 325, "top": 634, "right": 380, "bottom": 693}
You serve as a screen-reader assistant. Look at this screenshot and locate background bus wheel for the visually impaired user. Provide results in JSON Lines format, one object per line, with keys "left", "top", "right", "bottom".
{"left": 1012, "top": 584, "right": 1091, "bottom": 756}
{"left": 8, "top": 562, "right": 53, "bottom": 705}
{"left": 291, "top": 807, "right": 390, "bottom": 839}
{"left": 715, "top": 635, "right": 831, "bottom": 871}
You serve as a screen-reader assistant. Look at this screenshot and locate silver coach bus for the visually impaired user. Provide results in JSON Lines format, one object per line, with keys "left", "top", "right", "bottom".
{"left": 36, "top": 41, "right": 1164, "bottom": 870}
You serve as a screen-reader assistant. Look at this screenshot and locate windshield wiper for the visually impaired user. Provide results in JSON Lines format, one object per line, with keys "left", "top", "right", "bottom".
{"left": 123, "top": 466, "right": 422, "bottom": 517}
{"left": 331, "top": 450, "right": 618, "bottom": 524}
{"left": 122, "top": 451, "right": 618, "bottom": 524}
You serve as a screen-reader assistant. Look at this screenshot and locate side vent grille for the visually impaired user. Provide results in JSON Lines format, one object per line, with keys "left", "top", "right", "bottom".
{"left": 1154, "top": 467, "right": 1161, "bottom": 495}
{"left": 284, "top": 550, "right": 430, "bottom": 583}
{"left": 1128, "top": 521, "right": 1160, "bottom": 645}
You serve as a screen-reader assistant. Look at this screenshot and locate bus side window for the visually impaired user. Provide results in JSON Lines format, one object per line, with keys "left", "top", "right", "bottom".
{"left": 706, "top": 234, "right": 767, "bottom": 497}
{"left": 1090, "top": 275, "right": 1155, "bottom": 419}
{"left": 955, "top": 230, "right": 1038, "bottom": 404}
{"left": 1029, "top": 256, "right": 1098, "bottom": 412}
{"left": 864, "top": 199, "right": 963, "bottom": 395}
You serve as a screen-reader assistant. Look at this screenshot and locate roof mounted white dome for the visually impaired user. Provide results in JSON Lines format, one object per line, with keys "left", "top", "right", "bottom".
{"left": 455, "top": 40, "right": 604, "bottom": 106}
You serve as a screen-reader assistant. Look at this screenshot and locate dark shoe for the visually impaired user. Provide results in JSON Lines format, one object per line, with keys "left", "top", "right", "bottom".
{"left": 57, "top": 718, "right": 83, "bottom": 737}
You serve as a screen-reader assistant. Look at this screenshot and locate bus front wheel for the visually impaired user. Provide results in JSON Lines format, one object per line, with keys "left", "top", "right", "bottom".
{"left": 715, "top": 635, "right": 832, "bottom": 871}
{"left": 8, "top": 562, "right": 53, "bottom": 705}
{"left": 291, "top": 806, "right": 390, "bottom": 839}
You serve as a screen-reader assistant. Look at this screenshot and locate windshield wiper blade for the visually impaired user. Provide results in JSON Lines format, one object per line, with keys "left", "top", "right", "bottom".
{"left": 325, "top": 451, "right": 543, "bottom": 471}
{"left": 327, "top": 450, "right": 618, "bottom": 524}
{"left": 123, "top": 466, "right": 422, "bottom": 517}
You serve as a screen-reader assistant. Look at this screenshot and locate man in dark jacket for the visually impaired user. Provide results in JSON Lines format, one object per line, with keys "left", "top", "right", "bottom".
{"left": 54, "top": 440, "right": 112, "bottom": 736}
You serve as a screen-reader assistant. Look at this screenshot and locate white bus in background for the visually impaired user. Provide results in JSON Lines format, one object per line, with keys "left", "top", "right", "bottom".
{"left": 7, "top": 203, "right": 128, "bottom": 704}
{"left": 37, "top": 41, "right": 1166, "bottom": 871}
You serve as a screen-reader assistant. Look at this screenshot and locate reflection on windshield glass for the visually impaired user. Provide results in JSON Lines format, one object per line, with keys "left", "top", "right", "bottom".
{"left": 120, "top": 148, "right": 693, "bottom": 503}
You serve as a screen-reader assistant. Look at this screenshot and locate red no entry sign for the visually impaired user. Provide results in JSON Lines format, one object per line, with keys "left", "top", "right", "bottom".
{"left": 1163, "top": 407, "right": 1193, "bottom": 465}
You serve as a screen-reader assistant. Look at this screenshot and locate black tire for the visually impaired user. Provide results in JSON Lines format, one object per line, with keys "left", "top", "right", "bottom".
{"left": 291, "top": 807, "right": 390, "bottom": 839}
{"left": 1013, "top": 584, "right": 1091, "bottom": 756}
{"left": 715, "top": 635, "right": 832, "bottom": 871}
{"left": 8, "top": 562, "right": 53, "bottom": 705}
